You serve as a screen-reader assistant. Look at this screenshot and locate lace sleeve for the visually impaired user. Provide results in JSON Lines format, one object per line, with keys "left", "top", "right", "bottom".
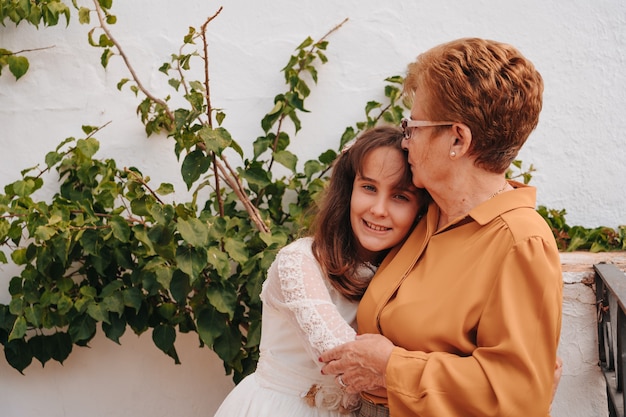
{"left": 263, "top": 239, "right": 358, "bottom": 361}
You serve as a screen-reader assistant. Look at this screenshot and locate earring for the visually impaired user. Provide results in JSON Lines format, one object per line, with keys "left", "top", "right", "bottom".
{"left": 450, "top": 151, "right": 456, "bottom": 157}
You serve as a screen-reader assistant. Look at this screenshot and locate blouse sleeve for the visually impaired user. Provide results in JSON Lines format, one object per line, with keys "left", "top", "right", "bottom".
{"left": 262, "top": 239, "right": 359, "bottom": 362}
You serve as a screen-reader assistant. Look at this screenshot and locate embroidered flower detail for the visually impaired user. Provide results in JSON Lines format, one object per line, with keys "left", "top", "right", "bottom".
{"left": 302, "top": 384, "right": 360, "bottom": 414}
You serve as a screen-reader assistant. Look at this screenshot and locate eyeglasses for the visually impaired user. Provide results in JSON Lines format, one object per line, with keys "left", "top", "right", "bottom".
{"left": 401, "top": 118, "right": 455, "bottom": 140}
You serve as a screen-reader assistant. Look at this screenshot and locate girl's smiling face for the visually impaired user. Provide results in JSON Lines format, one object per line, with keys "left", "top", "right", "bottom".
{"left": 350, "top": 146, "right": 422, "bottom": 262}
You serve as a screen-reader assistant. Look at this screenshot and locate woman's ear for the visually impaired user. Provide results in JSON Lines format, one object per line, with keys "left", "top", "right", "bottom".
{"left": 449, "top": 123, "right": 472, "bottom": 158}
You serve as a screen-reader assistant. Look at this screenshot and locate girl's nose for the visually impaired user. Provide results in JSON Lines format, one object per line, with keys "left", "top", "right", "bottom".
{"left": 369, "top": 198, "right": 388, "bottom": 217}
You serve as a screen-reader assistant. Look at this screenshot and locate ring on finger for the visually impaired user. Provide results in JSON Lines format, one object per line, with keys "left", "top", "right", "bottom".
{"left": 337, "top": 375, "right": 348, "bottom": 388}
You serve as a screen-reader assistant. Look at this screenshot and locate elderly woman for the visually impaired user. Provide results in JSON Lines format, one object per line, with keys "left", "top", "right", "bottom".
{"left": 320, "top": 38, "right": 562, "bottom": 417}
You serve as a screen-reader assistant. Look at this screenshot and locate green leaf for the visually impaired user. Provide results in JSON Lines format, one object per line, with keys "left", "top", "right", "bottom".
{"left": 207, "top": 283, "right": 237, "bottom": 320}
{"left": 170, "top": 270, "right": 191, "bottom": 304}
{"left": 245, "top": 314, "right": 262, "bottom": 348}
{"left": 295, "top": 36, "right": 314, "bottom": 50}
{"left": 152, "top": 324, "right": 176, "bottom": 354}
{"left": 9, "top": 315, "right": 27, "bottom": 341}
{"left": 7, "top": 55, "right": 29, "bottom": 80}
{"left": 74, "top": 296, "right": 92, "bottom": 314}
{"left": 183, "top": 27, "right": 196, "bottom": 44}
{"left": 69, "top": 314, "right": 97, "bottom": 343}
{"left": 122, "top": 287, "right": 143, "bottom": 313}
{"left": 56, "top": 294, "right": 73, "bottom": 315}
{"left": 246, "top": 266, "right": 264, "bottom": 305}
{"left": 80, "top": 285, "right": 98, "bottom": 299}
{"left": 98, "top": 34, "right": 114, "bottom": 48}
{"left": 99, "top": 0, "right": 113, "bottom": 11}
{"left": 303, "top": 159, "right": 322, "bottom": 179}
{"left": 12, "top": 178, "right": 36, "bottom": 197}
{"left": 80, "top": 229, "right": 99, "bottom": 256}
{"left": 320, "top": 151, "right": 339, "bottom": 169}
{"left": 157, "top": 303, "right": 177, "bottom": 320}
{"left": 259, "top": 230, "right": 289, "bottom": 248}
{"left": 117, "top": 78, "right": 130, "bottom": 91}
{"left": 385, "top": 75, "right": 404, "bottom": 84}
{"left": 132, "top": 224, "right": 156, "bottom": 255}
{"left": 76, "top": 137, "right": 100, "bottom": 158}
{"left": 177, "top": 217, "right": 209, "bottom": 247}
{"left": 27, "top": 5, "right": 42, "bottom": 26}
{"left": 261, "top": 108, "right": 283, "bottom": 133}
{"left": 175, "top": 246, "right": 208, "bottom": 281}
{"left": 103, "top": 313, "right": 126, "bottom": 344}
{"left": 9, "top": 298, "right": 24, "bottom": 315}
{"left": 155, "top": 266, "right": 173, "bottom": 289}
{"left": 213, "top": 324, "right": 242, "bottom": 362}
{"left": 126, "top": 302, "right": 149, "bottom": 334}
{"left": 56, "top": 277, "right": 74, "bottom": 293}
{"left": 87, "top": 303, "right": 110, "bottom": 324}
{"left": 181, "top": 149, "right": 211, "bottom": 189}
{"left": 224, "top": 238, "right": 249, "bottom": 263}
{"left": 196, "top": 307, "right": 223, "bottom": 347}
{"left": 29, "top": 334, "right": 52, "bottom": 366}
{"left": 102, "top": 292, "right": 125, "bottom": 316}
{"left": 24, "top": 304, "right": 43, "bottom": 328}
{"left": 149, "top": 204, "right": 175, "bottom": 225}
{"left": 35, "top": 225, "right": 56, "bottom": 241}
{"left": 78, "top": 6, "right": 90, "bottom": 24}
{"left": 49, "top": 332, "right": 73, "bottom": 363}
{"left": 130, "top": 196, "right": 151, "bottom": 217}
{"left": 384, "top": 84, "right": 401, "bottom": 102}
{"left": 4, "top": 339, "right": 32, "bottom": 374}
{"left": 101, "top": 48, "right": 114, "bottom": 68}
{"left": 199, "top": 126, "right": 233, "bottom": 156}
{"left": 109, "top": 215, "right": 131, "bottom": 242}
{"left": 239, "top": 165, "right": 271, "bottom": 188}
{"left": 206, "top": 247, "right": 231, "bottom": 278}
{"left": 252, "top": 136, "right": 271, "bottom": 158}
{"left": 273, "top": 150, "right": 297, "bottom": 172}
{"left": 11, "top": 248, "right": 28, "bottom": 265}
{"left": 215, "top": 111, "right": 226, "bottom": 126}
{"left": 365, "top": 100, "right": 382, "bottom": 116}
{"left": 139, "top": 270, "right": 159, "bottom": 295}
{"left": 156, "top": 183, "right": 174, "bottom": 195}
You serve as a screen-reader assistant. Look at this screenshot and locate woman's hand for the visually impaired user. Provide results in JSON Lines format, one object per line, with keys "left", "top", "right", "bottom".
{"left": 319, "top": 334, "right": 395, "bottom": 394}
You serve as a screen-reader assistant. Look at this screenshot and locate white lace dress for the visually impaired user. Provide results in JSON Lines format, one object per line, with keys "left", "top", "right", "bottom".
{"left": 213, "top": 237, "right": 375, "bottom": 417}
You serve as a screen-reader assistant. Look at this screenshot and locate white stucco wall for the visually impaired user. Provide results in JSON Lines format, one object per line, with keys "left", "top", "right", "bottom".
{"left": 1, "top": 1, "right": 625, "bottom": 416}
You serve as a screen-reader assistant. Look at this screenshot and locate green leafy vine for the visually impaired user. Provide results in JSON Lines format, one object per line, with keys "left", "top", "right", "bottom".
{"left": 0, "top": 0, "right": 623, "bottom": 384}
{"left": 0, "top": 1, "right": 408, "bottom": 382}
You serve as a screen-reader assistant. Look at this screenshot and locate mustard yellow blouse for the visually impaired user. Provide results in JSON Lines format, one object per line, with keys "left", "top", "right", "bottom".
{"left": 358, "top": 181, "right": 563, "bottom": 417}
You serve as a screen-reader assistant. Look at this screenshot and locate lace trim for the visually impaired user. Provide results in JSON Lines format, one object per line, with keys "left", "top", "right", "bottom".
{"left": 277, "top": 243, "right": 352, "bottom": 353}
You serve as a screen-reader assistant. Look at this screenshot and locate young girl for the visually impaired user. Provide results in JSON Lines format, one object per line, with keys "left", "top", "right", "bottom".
{"left": 212, "top": 126, "right": 428, "bottom": 417}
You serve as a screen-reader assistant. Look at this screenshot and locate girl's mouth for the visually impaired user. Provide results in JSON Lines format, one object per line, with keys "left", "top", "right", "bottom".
{"left": 364, "top": 220, "right": 390, "bottom": 232}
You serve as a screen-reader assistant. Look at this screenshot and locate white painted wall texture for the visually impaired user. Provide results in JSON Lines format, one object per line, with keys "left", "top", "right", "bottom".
{"left": 1, "top": 1, "right": 625, "bottom": 416}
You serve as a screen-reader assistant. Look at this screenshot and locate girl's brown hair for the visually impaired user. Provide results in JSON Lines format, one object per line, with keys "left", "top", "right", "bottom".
{"left": 310, "top": 126, "right": 428, "bottom": 301}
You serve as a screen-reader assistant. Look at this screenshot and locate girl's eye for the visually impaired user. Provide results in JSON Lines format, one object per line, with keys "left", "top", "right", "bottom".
{"left": 362, "top": 184, "right": 376, "bottom": 192}
{"left": 394, "top": 194, "right": 411, "bottom": 202}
